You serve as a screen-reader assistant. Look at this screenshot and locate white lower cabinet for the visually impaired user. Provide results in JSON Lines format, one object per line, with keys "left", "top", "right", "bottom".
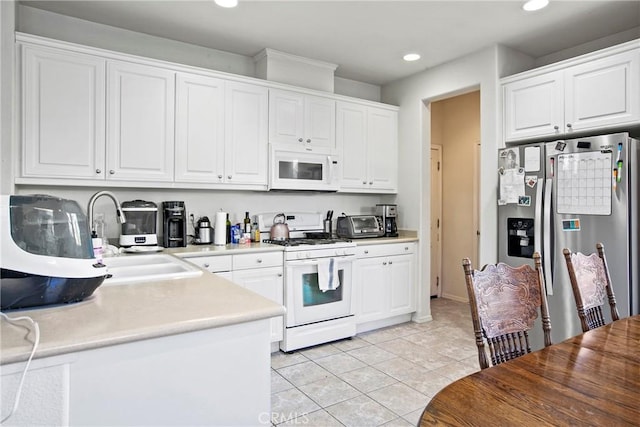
{"left": 232, "top": 252, "right": 284, "bottom": 343}
{"left": 183, "top": 252, "right": 283, "bottom": 342}
{"left": 354, "top": 243, "right": 416, "bottom": 325}
{"left": 184, "top": 254, "right": 232, "bottom": 277}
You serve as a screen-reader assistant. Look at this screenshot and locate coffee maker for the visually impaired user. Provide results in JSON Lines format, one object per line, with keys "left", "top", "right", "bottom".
{"left": 376, "top": 204, "right": 398, "bottom": 237}
{"left": 163, "top": 201, "right": 187, "bottom": 248}
{"left": 120, "top": 200, "right": 158, "bottom": 247}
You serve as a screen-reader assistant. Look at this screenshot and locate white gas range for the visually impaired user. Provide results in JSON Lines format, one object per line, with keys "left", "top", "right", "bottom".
{"left": 257, "top": 212, "right": 357, "bottom": 352}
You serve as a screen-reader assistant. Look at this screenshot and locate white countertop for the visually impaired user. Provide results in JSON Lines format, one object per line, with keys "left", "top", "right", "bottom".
{"left": 1, "top": 270, "right": 285, "bottom": 365}
{"left": 166, "top": 231, "right": 418, "bottom": 256}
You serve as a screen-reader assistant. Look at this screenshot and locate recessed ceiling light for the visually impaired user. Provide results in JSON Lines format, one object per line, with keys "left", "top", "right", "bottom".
{"left": 523, "top": 0, "right": 549, "bottom": 12}
{"left": 215, "top": 0, "right": 238, "bottom": 8}
{"left": 403, "top": 53, "right": 421, "bottom": 62}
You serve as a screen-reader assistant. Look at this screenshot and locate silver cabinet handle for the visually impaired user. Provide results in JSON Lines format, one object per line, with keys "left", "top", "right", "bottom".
{"left": 203, "top": 263, "right": 210, "bottom": 268}
{"left": 364, "top": 250, "right": 369, "bottom": 254}
{"left": 96, "top": 169, "right": 102, "bottom": 174}
{"left": 369, "top": 181, "right": 373, "bottom": 185}
{"left": 553, "top": 125, "right": 559, "bottom": 130}
{"left": 298, "top": 138, "right": 303, "bottom": 142}
{"left": 362, "top": 180, "right": 367, "bottom": 184}
{"left": 218, "top": 174, "right": 223, "bottom": 179}
{"left": 566, "top": 123, "right": 572, "bottom": 128}
{"left": 277, "top": 273, "right": 283, "bottom": 277}
{"left": 382, "top": 261, "right": 387, "bottom": 266}
{"left": 227, "top": 175, "right": 232, "bottom": 179}
{"left": 109, "top": 170, "right": 115, "bottom": 175}
{"left": 405, "top": 247, "right": 409, "bottom": 251}
{"left": 388, "top": 261, "right": 393, "bottom": 265}
{"left": 306, "top": 139, "right": 311, "bottom": 143}
{"left": 257, "top": 259, "right": 263, "bottom": 263}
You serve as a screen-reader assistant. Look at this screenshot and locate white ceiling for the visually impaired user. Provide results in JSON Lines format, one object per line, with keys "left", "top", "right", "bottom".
{"left": 19, "top": 0, "right": 640, "bottom": 86}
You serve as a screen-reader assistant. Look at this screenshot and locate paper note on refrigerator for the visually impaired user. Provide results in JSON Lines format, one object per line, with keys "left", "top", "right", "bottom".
{"left": 524, "top": 146, "right": 541, "bottom": 172}
{"left": 556, "top": 151, "right": 612, "bottom": 215}
{"left": 499, "top": 168, "right": 525, "bottom": 204}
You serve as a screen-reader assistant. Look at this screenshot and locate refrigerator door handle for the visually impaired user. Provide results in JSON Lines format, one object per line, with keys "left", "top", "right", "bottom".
{"left": 543, "top": 177, "right": 553, "bottom": 295}
{"left": 534, "top": 176, "right": 543, "bottom": 255}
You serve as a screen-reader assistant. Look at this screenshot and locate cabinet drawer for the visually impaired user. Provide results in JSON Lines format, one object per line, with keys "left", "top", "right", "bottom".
{"left": 355, "top": 242, "right": 415, "bottom": 258}
{"left": 233, "top": 251, "right": 282, "bottom": 270}
{"left": 184, "top": 255, "right": 232, "bottom": 273}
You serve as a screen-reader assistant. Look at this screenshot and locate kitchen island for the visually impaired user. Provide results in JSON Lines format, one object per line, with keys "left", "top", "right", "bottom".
{"left": 0, "top": 264, "right": 285, "bottom": 426}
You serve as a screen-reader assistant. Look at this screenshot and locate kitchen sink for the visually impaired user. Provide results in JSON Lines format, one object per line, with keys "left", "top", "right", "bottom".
{"left": 102, "top": 254, "right": 203, "bottom": 285}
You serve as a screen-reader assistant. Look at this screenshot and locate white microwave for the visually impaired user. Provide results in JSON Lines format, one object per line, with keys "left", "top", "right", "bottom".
{"left": 269, "top": 145, "right": 341, "bottom": 191}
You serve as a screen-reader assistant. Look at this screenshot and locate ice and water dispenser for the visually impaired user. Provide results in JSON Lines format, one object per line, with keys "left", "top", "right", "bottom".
{"left": 506, "top": 217, "right": 535, "bottom": 258}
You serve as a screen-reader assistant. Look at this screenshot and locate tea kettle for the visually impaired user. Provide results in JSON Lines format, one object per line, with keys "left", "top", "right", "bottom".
{"left": 197, "top": 216, "right": 213, "bottom": 244}
{"left": 270, "top": 213, "right": 290, "bottom": 241}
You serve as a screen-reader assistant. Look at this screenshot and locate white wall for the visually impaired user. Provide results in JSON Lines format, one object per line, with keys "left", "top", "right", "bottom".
{"left": 381, "top": 46, "right": 533, "bottom": 320}
{"left": 1, "top": 0, "right": 15, "bottom": 195}
{"left": 16, "top": 5, "right": 382, "bottom": 100}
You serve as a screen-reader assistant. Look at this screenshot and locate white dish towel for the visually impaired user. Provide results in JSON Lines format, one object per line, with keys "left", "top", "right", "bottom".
{"left": 318, "top": 258, "right": 340, "bottom": 292}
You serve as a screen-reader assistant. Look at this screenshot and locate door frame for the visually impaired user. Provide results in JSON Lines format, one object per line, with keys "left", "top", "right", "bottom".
{"left": 430, "top": 145, "right": 443, "bottom": 297}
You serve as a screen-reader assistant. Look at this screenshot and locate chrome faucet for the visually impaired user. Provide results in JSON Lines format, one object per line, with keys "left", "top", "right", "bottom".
{"left": 88, "top": 191, "right": 126, "bottom": 235}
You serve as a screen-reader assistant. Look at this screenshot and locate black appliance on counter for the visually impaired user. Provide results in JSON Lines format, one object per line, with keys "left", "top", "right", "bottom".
{"left": 376, "top": 204, "right": 398, "bottom": 237}
{"left": 163, "top": 201, "right": 187, "bottom": 248}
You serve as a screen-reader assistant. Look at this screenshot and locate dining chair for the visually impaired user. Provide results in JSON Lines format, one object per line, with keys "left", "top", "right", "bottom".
{"left": 462, "top": 252, "right": 552, "bottom": 369}
{"left": 562, "top": 243, "right": 620, "bottom": 332}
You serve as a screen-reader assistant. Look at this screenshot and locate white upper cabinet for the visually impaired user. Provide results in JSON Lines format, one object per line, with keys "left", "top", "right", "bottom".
{"left": 503, "top": 71, "right": 564, "bottom": 141}
{"left": 565, "top": 51, "right": 639, "bottom": 132}
{"left": 224, "top": 81, "right": 269, "bottom": 186}
{"left": 22, "top": 45, "right": 106, "bottom": 179}
{"left": 106, "top": 60, "right": 175, "bottom": 181}
{"left": 337, "top": 101, "right": 398, "bottom": 193}
{"left": 503, "top": 46, "right": 639, "bottom": 142}
{"left": 172, "top": 76, "right": 268, "bottom": 187}
{"left": 174, "top": 72, "right": 225, "bottom": 183}
{"left": 269, "top": 89, "right": 335, "bottom": 150}
{"left": 337, "top": 102, "right": 368, "bottom": 189}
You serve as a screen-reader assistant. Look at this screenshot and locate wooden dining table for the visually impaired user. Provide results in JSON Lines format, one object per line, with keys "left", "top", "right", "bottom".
{"left": 420, "top": 315, "right": 640, "bottom": 426}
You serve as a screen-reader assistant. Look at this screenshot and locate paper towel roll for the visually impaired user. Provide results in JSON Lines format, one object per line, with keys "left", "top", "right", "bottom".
{"left": 214, "top": 211, "right": 227, "bottom": 246}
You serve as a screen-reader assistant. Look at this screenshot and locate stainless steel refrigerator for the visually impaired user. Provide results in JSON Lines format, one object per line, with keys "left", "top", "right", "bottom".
{"left": 498, "top": 132, "right": 639, "bottom": 346}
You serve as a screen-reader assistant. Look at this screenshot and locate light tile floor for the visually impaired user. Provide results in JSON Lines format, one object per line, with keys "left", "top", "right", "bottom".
{"left": 270, "top": 298, "right": 480, "bottom": 426}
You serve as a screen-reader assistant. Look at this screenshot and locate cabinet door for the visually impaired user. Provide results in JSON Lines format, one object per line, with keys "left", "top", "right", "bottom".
{"left": 232, "top": 267, "right": 284, "bottom": 342}
{"left": 355, "top": 257, "right": 387, "bottom": 323}
{"left": 388, "top": 254, "right": 415, "bottom": 316}
{"left": 106, "top": 61, "right": 175, "bottom": 181}
{"left": 174, "top": 73, "right": 225, "bottom": 183}
{"left": 22, "top": 45, "right": 106, "bottom": 179}
{"left": 503, "top": 71, "right": 564, "bottom": 141}
{"left": 337, "top": 101, "right": 368, "bottom": 190}
{"left": 304, "top": 95, "right": 336, "bottom": 150}
{"left": 367, "top": 107, "right": 398, "bottom": 191}
{"left": 268, "top": 89, "right": 304, "bottom": 146}
{"left": 224, "top": 82, "right": 269, "bottom": 186}
{"left": 565, "top": 50, "right": 640, "bottom": 132}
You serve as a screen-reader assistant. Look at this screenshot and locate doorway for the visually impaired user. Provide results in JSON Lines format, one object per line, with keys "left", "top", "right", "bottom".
{"left": 429, "top": 90, "right": 480, "bottom": 301}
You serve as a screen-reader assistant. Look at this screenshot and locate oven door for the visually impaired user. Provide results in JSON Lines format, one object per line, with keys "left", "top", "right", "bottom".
{"left": 285, "top": 256, "right": 353, "bottom": 327}
{"left": 269, "top": 145, "right": 340, "bottom": 191}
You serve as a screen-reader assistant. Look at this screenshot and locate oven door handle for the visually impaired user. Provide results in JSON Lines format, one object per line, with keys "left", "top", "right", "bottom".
{"left": 287, "top": 256, "right": 354, "bottom": 265}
